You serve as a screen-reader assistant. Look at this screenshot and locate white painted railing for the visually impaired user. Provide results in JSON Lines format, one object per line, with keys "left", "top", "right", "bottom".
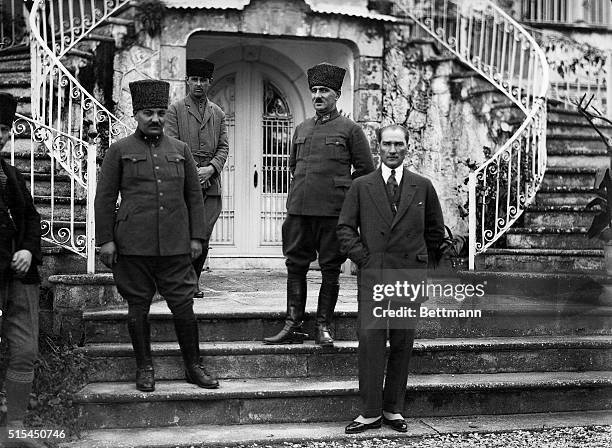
{"left": 26, "top": 0, "right": 131, "bottom": 272}
{"left": 397, "top": 0, "right": 550, "bottom": 270}
{"left": 0, "top": 0, "right": 28, "bottom": 52}
{"left": 521, "top": 0, "right": 611, "bottom": 27}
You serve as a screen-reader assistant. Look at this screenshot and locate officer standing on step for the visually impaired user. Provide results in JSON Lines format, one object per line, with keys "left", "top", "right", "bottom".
{"left": 0, "top": 93, "right": 45, "bottom": 448}
{"left": 95, "top": 80, "right": 219, "bottom": 392}
{"left": 264, "top": 63, "right": 375, "bottom": 347}
{"left": 166, "top": 58, "right": 229, "bottom": 294}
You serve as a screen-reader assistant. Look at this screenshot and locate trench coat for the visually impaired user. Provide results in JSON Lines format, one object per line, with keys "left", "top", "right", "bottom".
{"left": 94, "top": 130, "right": 207, "bottom": 256}
{"left": 166, "top": 96, "right": 229, "bottom": 196}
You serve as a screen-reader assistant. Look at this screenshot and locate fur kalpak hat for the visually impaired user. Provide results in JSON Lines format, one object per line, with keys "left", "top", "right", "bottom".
{"left": 187, "top": 59, "right": 215, "bottom": 79}
{"left": 0, "top": 93, "right": 17, "bottom": 127}
{"left": 307, "top": 63, "right": 346, "bottom": 92}
{"left": 129, "top": 80, "right": 170, "bottom": 111}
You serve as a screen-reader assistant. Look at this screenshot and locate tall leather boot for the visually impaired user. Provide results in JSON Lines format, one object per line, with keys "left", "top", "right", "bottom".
{"left": 127, "top": 315, "right": 155, "bottom": 392}
{"left": 315, "top": 281, "right": 339, "bottom": 346}
{"left": 263, "top": 277, "right": 308, "bottom": 344}
{"left": 192, "top": 245, "right": 209, "bottom": 298}
{"left": 174, "top": 318, "right": 219, "bottom": 388}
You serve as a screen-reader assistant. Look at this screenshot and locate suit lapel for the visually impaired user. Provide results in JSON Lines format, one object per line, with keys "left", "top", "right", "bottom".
{"left": 185, "top": 96, "right": 202, "bottom": 124}
{"left": 366, "top": 169, "right": 394, "bottom": 227}
{"left": 391, "top": 167, "right": 417, "bottom": 229}
{"left": 201, "top": 102, "right": 213, "bottom": 128}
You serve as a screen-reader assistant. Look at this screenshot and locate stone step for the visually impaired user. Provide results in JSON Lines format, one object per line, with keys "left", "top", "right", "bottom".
{"left": 477, "top": 248, "right": 604, "bottom": 272}
{"left": 547, "top": 136, "right": 607, "bottom": 152}
{"left": 74, "top": 371, "right": 612, "bottom": 429}
{"left": 547, "top": 120, "right": 612, "bottom": 138}
{"left": 26, "top": 174, "right": 86, "bottom": 197}
{"left": 40, "top": 247, "right": 110, "bottom": 288}
{"left": 35, "top": 196, "right": 88, "bottom": 221}
{"left": 547, "top": 107, "right": 607, "bottom": 125}
{"left": 546, "top": 148, "right": 609, "bottom": 170}
{"left": 83, "top": 296, "right": 612, "bottom": 344}
{"left": 506, "top": 228, "right": 602, "bottom": 249}
{"left": 84, "top": 336, "right": 612, "bottom": 383}
{"left": 523, "top": 206, "right": 597, "bottom": 228}
{"left": 541, "top": 167, "right": 596, "bottom": 189}
{"left": 0, "top": 70, "right": 29, "bottom": 85}
{"left": 0, "top": 58, "right": 30, "bottom": 72}
{"left": 534, "top": 187, "right": 597, "bottom": 206}
{"left": 0, "top": 150, "right": 56, "bottom": 174}
{"left": 57, "top": 410, "right": 612, "bottom": 448}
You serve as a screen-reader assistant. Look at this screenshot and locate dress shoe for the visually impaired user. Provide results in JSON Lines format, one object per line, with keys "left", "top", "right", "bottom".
{"left": 185, "top": 363, "right": 219, "bottom": 389}
{"left": 345, "top": 418, "right": 382, "bottom": 434}
{"left": 136, "top": 366, "right": 155, "bottom": 392}
{"left": 194, "top": 290, "right": 205, "bottom": 299}
{"left": 382, "top": 416, "right": 408, "bottom": 433}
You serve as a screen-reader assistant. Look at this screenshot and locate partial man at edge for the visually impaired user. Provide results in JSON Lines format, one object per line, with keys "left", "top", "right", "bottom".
{"left": 0, "top": 93, "right": 45, "bottom": 448}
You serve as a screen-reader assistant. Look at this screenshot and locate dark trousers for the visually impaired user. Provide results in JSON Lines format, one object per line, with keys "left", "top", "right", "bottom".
{"left": 193, "top": 194, "right": 222, "bottom": 289}
{"left": 358, "top": 326, "right": 416, "bottom": 418}
{"left": 282, "top": 214, "right": 346, "bottom": 281}
{"left": 0, "top": 275, "right": 39, "bottom": 383}
{"left": 113, "top": 254, "right": 197, "bottom": 320}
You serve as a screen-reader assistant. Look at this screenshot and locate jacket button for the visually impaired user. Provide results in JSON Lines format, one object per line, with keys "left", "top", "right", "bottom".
{"left": 160, "top": 206, "right": 164, "bottom": 210}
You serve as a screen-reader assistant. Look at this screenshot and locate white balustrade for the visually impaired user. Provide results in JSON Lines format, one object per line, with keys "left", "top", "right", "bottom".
{"left": 397, "top": 0, "right": 550, "bottom": 270}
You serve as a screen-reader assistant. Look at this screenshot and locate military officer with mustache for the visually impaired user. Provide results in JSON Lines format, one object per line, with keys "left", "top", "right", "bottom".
{"left": 264, "top": 63, "right": 375, "bottom": 347}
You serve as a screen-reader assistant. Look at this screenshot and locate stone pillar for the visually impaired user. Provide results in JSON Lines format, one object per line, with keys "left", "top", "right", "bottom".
{"left": 355, "top": 56, "right": 384, "bottom": 151}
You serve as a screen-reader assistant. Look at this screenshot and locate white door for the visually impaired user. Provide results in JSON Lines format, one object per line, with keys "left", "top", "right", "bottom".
{"left": 208, "top": 62, "right": 305, "bottom": 258}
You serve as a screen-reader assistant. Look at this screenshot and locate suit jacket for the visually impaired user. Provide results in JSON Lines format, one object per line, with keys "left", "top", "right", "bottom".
{"left": 337, "top": 167, "right": 444, "bottom": 270}
{"left": 0, "top": 158, "right": 41, "bottom": 283}
{"left": 94, "top": 130, "right": 207, "bottom": 256}
{"left": 286, "top": 109, "right": 375, "bottom": 216}
{"left": 166, "top": 96, "right": 229, "bottom": 196}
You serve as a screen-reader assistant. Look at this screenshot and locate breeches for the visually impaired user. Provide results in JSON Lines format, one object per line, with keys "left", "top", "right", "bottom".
{"left": 113, "top": 255, "right": 197, "bottom": 320}
{"left": 1, "top": 277, "right": 39, "bottom": 383}
{"left": 282, "top": 214, "right": 347, "bottom": 280}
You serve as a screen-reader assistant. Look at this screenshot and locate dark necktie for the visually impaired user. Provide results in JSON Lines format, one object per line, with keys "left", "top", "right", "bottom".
{"left": 387, "top": 169, "right": 398, "bottom": 213}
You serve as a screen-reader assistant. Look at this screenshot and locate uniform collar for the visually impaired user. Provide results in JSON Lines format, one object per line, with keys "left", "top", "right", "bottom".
{"left": 314, "top": 108, "right": 340, "bottom": 124}
{"left": 135, "top": 128, "right": 163, "bottom": 145}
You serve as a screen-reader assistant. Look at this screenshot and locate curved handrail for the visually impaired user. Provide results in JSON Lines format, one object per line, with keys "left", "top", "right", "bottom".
{"left": 27, "top": 0, "right": 132, "bottom": 269}
{"left": 396, "top": 0, "right": 550, "bottom": 269}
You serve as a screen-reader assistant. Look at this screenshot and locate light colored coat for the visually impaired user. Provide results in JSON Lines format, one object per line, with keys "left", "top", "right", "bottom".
{"left": 166, "top": 96, "right": 229, "bottom": 196}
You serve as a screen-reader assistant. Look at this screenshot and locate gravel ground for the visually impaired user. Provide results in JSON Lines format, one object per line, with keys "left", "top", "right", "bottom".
{"left": 235, "top": 426, "right": 612, "bottom": 448}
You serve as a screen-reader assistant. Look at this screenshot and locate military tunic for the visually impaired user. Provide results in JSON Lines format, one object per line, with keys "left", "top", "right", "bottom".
{"left": 283, "top": 109, "right": 374, "bottom": 277}
{"left": 95, "top": 129, "right": 207, "bottom": 318}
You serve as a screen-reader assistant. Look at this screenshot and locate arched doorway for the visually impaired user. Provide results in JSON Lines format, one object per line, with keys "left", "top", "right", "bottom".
{"left": 207, "top": 62, "right": 306, "bottom": 259}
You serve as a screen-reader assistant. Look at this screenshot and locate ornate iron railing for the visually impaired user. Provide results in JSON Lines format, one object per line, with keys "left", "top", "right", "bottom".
{"left": 27, "top": 0, "right": 131, "bottom": 272}
{"left": 396, "top": 0, "right": 550, "bottom": 270}
{"left": 0, "top": 0, "right": 28, "bottom": 52}
{"left": 8, "top": 113, "right": 95, "bottom": 259}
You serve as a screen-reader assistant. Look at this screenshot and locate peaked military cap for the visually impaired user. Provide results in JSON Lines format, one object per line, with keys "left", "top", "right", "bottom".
{"left": 307, "top": 63, "right": 346, "bottom": 92}
{"left": 0, "top": 92, "right": 17, "bottom": 127}
{"left": 129, "top": 80, "right": 170, "bottom": 111}
{"left": 187, "top": 59, "right": 215, "bottom": 79}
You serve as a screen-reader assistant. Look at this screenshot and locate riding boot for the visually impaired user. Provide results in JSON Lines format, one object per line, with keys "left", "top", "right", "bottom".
{"left": 192, "top": 245, "right": 209, "bottom": 298}
{"left": 315, "top": 281, "right": 339, "bottom": 346}
{"left": 173, "top": 317, "right": 219, "bottom": 388}
{"left": 127, "top": 315, "right": 155, "bottom": 392}
{"left": 263, "top": 277, "right": 308, "bottom": 344}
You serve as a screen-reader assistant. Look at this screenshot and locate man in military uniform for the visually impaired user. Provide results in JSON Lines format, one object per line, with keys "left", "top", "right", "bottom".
{"left": 264, "top": 63, "right": 375, "bottom": 347}
{"left": 166, "top": 58, "right": 228, "bottom": 296}
{"left": 95, "top": 80, "right": 219, "bottom": 392}
{"left": 0, "top": 93, "right": 45, "bottom": 448}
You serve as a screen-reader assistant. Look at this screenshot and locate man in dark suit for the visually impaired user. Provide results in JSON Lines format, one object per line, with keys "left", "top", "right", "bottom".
{"left": 264, "top": 63, "right": 374, "bottom": 347}
{"left": 0, "top": 93, "right": 45, "bottom": 448}
{"left": 337, "top": 124, "right": 444, "bottom": 433}
{"left": 95, "top": 80, "right": 219, "bottom": 392}
{"left": 166, "top": 59, "right": 229, "bottom": 295}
